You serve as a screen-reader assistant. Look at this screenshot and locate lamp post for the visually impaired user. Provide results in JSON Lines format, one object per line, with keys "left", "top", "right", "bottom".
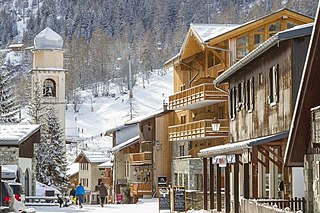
{"left": 211, "top": 117, "right": 220, "bottom": 132}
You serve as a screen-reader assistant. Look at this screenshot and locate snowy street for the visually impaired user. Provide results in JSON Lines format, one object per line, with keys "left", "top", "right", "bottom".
{"left": 30, "top": 199, "right": 159, "bottom": 213}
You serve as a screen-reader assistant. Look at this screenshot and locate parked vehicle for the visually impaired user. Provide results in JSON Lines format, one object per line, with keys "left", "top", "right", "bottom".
{"left": 1, "top": 180, "right": 14, "bottom": 213}
{"left": 3, "top": 181, "right": 35, "bottom": 213}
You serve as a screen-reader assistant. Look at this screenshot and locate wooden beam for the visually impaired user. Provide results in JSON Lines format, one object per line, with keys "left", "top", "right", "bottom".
{"left": 243, "top": 163, "right": 250, "bottom": 199}
{"left": 203, "top": 158, "right": 208, "bottom": 210}
{"left": 258, "top": 147, "right": 282, "bottom": 168}
{"left": 225, "top": 164, "right": 230, "bottom": 213}
{"left": 234, "top": 155, "right": 240, "bottom": 213}
{"left": 252, "top": 146, "right": 258, "bottom": 199}
{"left": 261, "top": 145, "right": 284, "bottom": 164}
{"left": 209, "top": 158, "right": 214, "bottom": 210}
{"left": 217, "top": 166, "right": 222, "bottom": 211}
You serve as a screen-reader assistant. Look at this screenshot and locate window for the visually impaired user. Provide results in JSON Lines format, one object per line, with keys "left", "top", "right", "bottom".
{"left": 80, "top": 163, "right": 88, "bottom": 170}
{"left": 287, "top": 21, "right": 298, "bottom": 29}
{"left": 184, "top": 174, "right": 189, "bottom": 189}
{"left": 259, "top": 73, "right": 263, "bottom": 85}
{"left": 180, "top": 115, "right": 186, "bottom": 124}
{"left": 80, "top": 178, "right": 88, "bottom": 187}
{"left": 237, "top": 82, "right": 245, "bottom": 110}
{"left": 236, "top": 35, "right": 249, "bottom": 59}
{"left": 254, "top": 28, "right": 265, "bottom": 48}
{"left": 269, "top": 21, "right": 281, "bottom": 37}
{"left": 208, "top": 50, "right": 222, "bottom": 68}
{"left": 180, "top": 84, "right": 186, "bottom": 91}
{"left": 246, "top": 77, "right": 254, "bottom": 112}
{"left": 43, "top": 79, "right": 56, "bottom": 97}
{"left": 269, "top": 65, "right": 279, "bottom": 104}
{"left": 179, "top": 145, "right": 185, "bottom": 157}
{"left": 229, "top": 87, "right": 236, "bottom": 119}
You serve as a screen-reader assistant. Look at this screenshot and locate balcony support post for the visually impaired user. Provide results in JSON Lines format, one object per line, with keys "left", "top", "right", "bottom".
{"left": 234, "top": 155, "right": 240, "bottom": 213}
{"left": 209, "top": 157, "right": 214, "bottom": 209}
{"left": 217, "top": 165, "right": 222, "bottom": 211}
{"left": 203, "top": 157, "right": 208, "bottom": 210}
{"left": 225, "top": 164, "right": 230, "bottom": 213}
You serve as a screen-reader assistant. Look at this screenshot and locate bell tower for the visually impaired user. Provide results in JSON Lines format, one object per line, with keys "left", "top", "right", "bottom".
{"left": 30, "top": 27, "right": 66, "bottom": 131}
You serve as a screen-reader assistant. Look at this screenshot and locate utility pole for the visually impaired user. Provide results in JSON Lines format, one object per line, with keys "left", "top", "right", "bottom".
{"left": 206, "top": 3, "right": 212, "bottom": 24}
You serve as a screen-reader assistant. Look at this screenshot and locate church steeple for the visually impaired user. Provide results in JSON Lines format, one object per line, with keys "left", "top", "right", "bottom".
{"left": 30, "top": 27, "right": 66, "bottom": 134}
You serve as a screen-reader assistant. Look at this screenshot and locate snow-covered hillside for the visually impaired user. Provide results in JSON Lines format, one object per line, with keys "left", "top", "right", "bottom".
{"left": 65, "top": 69, "right": 173, "bottom": 162}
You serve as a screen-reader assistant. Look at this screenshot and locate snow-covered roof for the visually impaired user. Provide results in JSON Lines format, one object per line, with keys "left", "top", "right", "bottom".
{"left": 199, "top": 131, "right": 288, "bottom": 157}
{"left": 66, "top": 163, "right": 79, "bottom": 176}
{"left": 74, "top": 151, "right": 110, "bottom": 164}
{"left": 36, "top": 181, "right": 61, "bottom": 196}
{"left": 191, "top": 23, "right": 240, "bottom": 43}
{"left": 125, "top": 109, "right": 170, "bottom": 125}
{"left": 98, "top": 161, "right": 113, "bottom": 168}
{"left": 34, "top": 27, "right": 63, "bottom": 50}
{"left": 214, "top": 23, "right": 314, "bottom": 85}
{"left": 8, "top": 44, "right": 24, "bottom": 48}
{"left": 110, "top": 135, "right": 139, "bottom": 153}
{"left": 0, "top": 125, "right": 40, "bottom": 145}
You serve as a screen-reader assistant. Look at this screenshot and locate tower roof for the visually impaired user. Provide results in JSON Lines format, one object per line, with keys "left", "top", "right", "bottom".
{"left": 34, "top": 27, "right": 63, "bottom": 50}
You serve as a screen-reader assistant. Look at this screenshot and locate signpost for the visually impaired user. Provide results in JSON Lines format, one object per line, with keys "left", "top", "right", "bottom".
{"left": 172, "top": 187, "right": 186, "bottom": 212}
{"left": 159, "top": 187, "right": 170, "bottom": 212}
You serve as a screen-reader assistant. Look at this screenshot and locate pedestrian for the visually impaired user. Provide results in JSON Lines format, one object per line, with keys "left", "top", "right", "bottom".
{"left": 75, "top": 182, "right": 85, "bottom": 208}
{"left": 98, "top": 182, "right": 108, "bottom": 207}
{"left": 69, "top": 187, "right": 76, "bottom": 204}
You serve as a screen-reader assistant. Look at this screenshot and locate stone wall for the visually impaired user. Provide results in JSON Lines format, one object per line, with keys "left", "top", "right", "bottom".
{"left": 0, "top": 147, "right": 19, "bottom": 164}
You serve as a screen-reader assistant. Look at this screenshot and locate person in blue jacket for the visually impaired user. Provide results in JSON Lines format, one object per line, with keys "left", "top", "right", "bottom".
{"left": 75, "top": 183, "right": 85, "bottom": 208}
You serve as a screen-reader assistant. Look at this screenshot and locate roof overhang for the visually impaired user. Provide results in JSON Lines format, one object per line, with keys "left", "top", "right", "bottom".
{"left": 199, "top": 131, "right": 289, "bottom": 158}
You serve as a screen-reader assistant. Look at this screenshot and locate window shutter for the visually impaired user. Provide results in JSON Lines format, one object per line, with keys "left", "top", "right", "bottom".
{"left": 250, "top": 77, "right": 254, "bottom": 110}
{"left": 274, "top": 64, "right": 279, "bottom": 102}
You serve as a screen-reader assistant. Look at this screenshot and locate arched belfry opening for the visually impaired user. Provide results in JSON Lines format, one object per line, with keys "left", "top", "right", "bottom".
{"left": 43, "top": 78, "right": 56, "bottom": 97}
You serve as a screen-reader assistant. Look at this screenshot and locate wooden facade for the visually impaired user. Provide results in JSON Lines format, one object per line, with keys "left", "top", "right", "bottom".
{"left": 204, "top": 22, "right": 313, "bottom": 212}
{"left": 165, "top": 8, "right": 313, "bottom": 212}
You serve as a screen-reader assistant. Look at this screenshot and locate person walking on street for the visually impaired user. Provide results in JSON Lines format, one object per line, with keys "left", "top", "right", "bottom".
{"left": 70, "top": 187, "right": 76, "bottom": 204}
{"left": 76, "top": 183, "right": 85, "bottom": 208}
{"left": 98, "top": 182, "right": 108, "bottom": 207}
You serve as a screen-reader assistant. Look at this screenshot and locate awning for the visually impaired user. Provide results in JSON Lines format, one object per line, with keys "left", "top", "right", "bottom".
{"left": 110, "top": 136, "right": 139, "bottom": 153}
{"left": 199, "top": 131, "right": 289, "bottom": 158}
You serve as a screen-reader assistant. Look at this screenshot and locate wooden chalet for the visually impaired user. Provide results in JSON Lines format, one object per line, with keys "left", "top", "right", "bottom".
{"left": 207, "top": 22, "right": 313, "bottom": 212}
{"left": 125, "top": 109, "right": 174, "bottom": 202}
{"left": 74, "top": 151, "right": 110, "bottom": 204}
{"left": 284, "top": 2, "right": 320, "bottom": 212}
{"left": 164, "top": 8, "right": 312, "bottom": 211}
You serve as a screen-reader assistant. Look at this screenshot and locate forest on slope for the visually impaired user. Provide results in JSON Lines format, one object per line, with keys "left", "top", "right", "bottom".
{"left": 0, "top": 0, "right": 318, "bottom": 102}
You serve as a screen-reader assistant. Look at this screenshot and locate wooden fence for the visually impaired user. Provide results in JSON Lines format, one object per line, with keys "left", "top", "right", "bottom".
{"left": 241, "top": 198, "right": 305, "bottom": 213}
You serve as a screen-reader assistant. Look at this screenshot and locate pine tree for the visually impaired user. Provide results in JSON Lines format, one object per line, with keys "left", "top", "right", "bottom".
{"left": 0, "top": 65, "right": 19, "bottom": 123}
{"left": 36, "top": 108, "right": 69, "bottom": 192}
{"left": 28, "top": 77, "right": 46, "bottom": 124}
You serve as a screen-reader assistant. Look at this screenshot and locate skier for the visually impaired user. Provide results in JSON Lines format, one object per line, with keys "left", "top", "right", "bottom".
{"left": 75, "top": 183, "right": 85, "bottom": 208}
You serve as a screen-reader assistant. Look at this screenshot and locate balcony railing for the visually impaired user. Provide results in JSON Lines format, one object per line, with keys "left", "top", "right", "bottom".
{"left": 130, "top": 182, "right": 153, "bottom": 197}
{"left": 129, "top": 152, "right": 152, "bottom": 165}
{"left": 169, "top": 119, "right": 229, "bottom": 142}
{"left": 168, "top": 83, "right": 228, "bottom": 110}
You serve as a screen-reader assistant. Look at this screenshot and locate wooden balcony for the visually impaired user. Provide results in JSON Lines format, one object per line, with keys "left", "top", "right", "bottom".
{"left": 101, "top": 177, "right": 113, "bottom": 186}
{"left": 169, "top": 119, "right": 229, "bottom": 142}
{"left": 129, "top": 152, "right": 152, "bottom": 166}
{"left": 130, "top": 182, "right": 153, "bottom": 197}
{"left": 168, "top": 83, "right": 228, "bottom": 110}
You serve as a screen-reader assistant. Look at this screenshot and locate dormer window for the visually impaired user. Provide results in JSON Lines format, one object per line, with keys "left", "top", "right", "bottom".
{"left": 43, "top": 79, "right": 56, "bottom": 97}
